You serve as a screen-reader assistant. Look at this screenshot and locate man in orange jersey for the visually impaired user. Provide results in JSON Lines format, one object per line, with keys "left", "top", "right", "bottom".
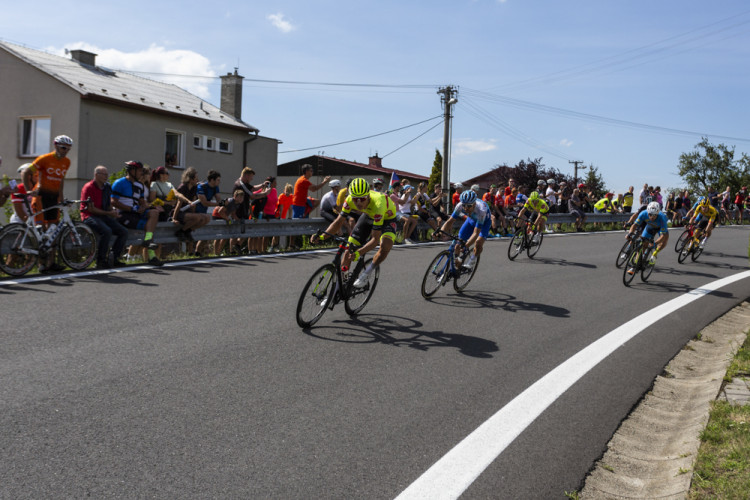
{"left": 32, "top": 134, "right": 73, "bottom": 225}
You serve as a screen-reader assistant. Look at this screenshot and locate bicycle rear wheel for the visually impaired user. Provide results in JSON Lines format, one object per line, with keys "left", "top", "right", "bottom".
{"left": 507, "top": 228, "right": 525, "bottom": 260}
{"left": 421, "top": 250, "right": 450, "bottom": 298}
{"left": 296, "top": 263, "right": 336, "bottom": 328}
{"left": 0, "top": 224, "right": 39, "bottom": 277}
{"left": 674, "top": 230, "right": 690, "bottom": 252}
{"left": 526, "top": 231, "right": 543, "bottom": 258}
{"left": 453, "top": 253, "right": 480, "bottom": 292}
{"left": 58, "top": 222, "right": 97, "bottom": 270}
{"left": 615, "top": 239, "right": 632, "bottom": 268}
{"left": 344, "top": 258, "right": 379, "bottom": 316}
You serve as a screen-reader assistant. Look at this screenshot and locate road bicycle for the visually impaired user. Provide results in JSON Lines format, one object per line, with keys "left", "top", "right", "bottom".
{"left": 296, "top": 231, "right": 379, "bottom": 328}
{"left": 677, "top": 233, "right": 705, "bottom": 263}
{"left": 0, "top": 197, "right": 96, "bottom": 276}
{"left": 622, "top": 237, "right": 656, "bottom": 286}
{"left": 421, "top": 230, "right": 480, "bottom": 298}
{"left": 615, "top": 232, "right": 641, "bottom": 269}
{"left": 507, "top": 216, "right": 543, "bottom": 260}
{"left": 674, "top": 223, "right": 695, "bottom": 253}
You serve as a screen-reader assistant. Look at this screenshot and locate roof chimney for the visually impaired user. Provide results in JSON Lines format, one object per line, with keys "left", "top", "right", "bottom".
{"left": 220, "top": 69, "right": 244, "bottom": 119}
{"left": 368, "top": 154, "right": 383, "bottom": 168}
{"left": 70, "top": 49, "right": 97, "bottom": 67}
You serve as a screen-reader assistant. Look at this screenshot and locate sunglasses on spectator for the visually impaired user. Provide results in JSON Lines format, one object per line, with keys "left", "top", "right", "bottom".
{"left": 352, "top": 196, "right": 368, "bottom": 203}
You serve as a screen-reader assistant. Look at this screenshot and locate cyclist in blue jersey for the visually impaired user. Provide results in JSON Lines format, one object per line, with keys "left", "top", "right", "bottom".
{"left": 438, "top": 190, "right": 491, "bottom": 270}
{"left": 625, "top": 201, "right": 669, "bottom": 268}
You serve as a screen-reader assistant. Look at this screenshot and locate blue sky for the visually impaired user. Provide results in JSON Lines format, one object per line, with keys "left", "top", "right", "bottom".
{"left": 3, "top": 0, "right": 750, "bottom": 193}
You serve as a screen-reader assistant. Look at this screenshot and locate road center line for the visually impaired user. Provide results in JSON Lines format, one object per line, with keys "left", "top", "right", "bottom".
{"left": 395, "top": 270, "right": 750, "bottom": 500}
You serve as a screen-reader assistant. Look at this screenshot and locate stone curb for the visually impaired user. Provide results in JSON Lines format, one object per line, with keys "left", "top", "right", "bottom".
{"left": 579, "top": 301, "right": 750, "bottom": 499}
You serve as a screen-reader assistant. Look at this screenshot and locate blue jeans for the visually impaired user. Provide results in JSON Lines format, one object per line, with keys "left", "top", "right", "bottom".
{"left": 84, "top": 216, "right": 129, "bottom": 262}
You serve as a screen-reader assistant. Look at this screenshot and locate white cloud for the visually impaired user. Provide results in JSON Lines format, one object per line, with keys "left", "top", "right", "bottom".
{"left": 559, "top": 139, "right": 573, "bottom": 147}
{"left": 49, "top": 43, "right": 217, "bottom": 99}
{"left": 454, "top": 139, "right": 498, "bottom": 155}
{"left": 268, "top": 13, "right": 296, "bottom": 33}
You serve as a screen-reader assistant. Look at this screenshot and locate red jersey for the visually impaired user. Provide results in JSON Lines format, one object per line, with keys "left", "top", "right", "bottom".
{"left": 452, "top": 192, "right": 460, "bottom": 206}
{"left": 80, "top": 180, "right": 105, "bottom": 220}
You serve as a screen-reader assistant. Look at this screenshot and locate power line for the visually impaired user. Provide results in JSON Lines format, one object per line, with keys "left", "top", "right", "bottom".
{"left": 383, "top": 120, "right": 445, "bottom": 159}
{"left": 278, "top": 115, "right": 443, "bottom": 154}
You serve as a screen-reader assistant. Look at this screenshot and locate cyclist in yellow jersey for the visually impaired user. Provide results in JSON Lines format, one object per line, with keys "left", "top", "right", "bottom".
{"left": 516, "top": 191, "right": 550, "bottom": 233}
{"left": 685, "top": 197, "right": 718, "bottom": 248}
{"left": 314, "top": 178, "right": 398, "bottom": 287}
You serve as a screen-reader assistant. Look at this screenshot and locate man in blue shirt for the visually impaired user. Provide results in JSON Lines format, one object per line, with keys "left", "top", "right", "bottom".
{"left": 196, "top": 170, "right": 223, "bottom": 213}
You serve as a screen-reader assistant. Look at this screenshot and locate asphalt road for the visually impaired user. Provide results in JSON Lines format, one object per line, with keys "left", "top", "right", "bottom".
{"left": 1, "top": 226, "right": 748, "bottom": 498}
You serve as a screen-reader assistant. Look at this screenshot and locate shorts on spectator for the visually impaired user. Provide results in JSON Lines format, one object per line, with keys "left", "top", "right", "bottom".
{"left": 118, "top": 211, "right": 147, "bottom": 230}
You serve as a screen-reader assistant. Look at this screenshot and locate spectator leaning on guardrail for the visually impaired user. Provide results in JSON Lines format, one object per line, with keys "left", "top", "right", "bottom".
{"left": 80, "top": 165, "right": 128, "bottom": 269}
{"left": 569, "top": 187, "right": 587, "bottom": 232}
{"left": 234, "top": 167, "right": 269, "bottom": 221}
{"left": 173, "top": 167, "right": 211, "bottom": 249}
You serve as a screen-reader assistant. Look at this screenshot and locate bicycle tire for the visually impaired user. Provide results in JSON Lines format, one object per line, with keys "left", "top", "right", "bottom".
{"left": 507, "top": 227, "right": 525, "bottom": 260}
{"left": 641, "top": 249, "right": 655, "bottom": 282}
{"left": 526, "top": 231, "right": 543, "bottom": 258}
{"left": 296, "top": 263, "right": 336, "bottom": 328}
{"left": 674, "top": 230, "right": 690, "bottom": 253}
{"left": 421, "top": 250, "right": 450, "bottom": 298}
{"left": 58, "top": 222, "right": 97, "bottom": 270}
{"left": 453, "top": 253, "right": 480, "bottom": 292}
{"left": 0, "top": 223, "right": 39, "bottom": 277}
{"left": 677, "top": 239, "right": 693, "bottom": 264}
{"left": 691, "top": 244, "right": 704, "bottom": 261}
{"left": 615, "top": 239, "right": 632, "bottom": 268}
{"left": 344, "top": 258, "right": 379, "bottom": 316}
{"left": 622, "top": 242, "right": 640, "bottom": 286}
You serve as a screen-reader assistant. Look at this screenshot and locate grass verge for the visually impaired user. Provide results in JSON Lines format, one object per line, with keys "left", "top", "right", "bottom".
{"left": 689, "top": 333, "right": 750, "bottom": 499}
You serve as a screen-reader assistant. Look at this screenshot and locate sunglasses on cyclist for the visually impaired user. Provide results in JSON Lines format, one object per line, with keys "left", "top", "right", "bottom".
{"left": 463, "top": 202, "right": 475, "bottom": 208}
{"left": 352, "top": 196, "right": 369, "bottom": 203}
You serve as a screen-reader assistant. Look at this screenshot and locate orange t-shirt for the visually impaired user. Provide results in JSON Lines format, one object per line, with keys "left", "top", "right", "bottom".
{"left": 33, "top": 152, "right": 70, "bottom": 193}
{"left": 292, "top": 176, "right": 312, "bottom": 206}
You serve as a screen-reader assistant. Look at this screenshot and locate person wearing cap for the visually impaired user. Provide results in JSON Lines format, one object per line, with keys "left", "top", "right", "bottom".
{"left": 111, "top": 161, "right": 162, "bottom": 266}
{"left": 9, "top": 164, "right": 37, "bottom": 224}
{"left": 292, "top": 164, "right": 330, "bottom": 219}
{"left": 320, "top": 179, "right": 343, "bottom": 225}
{"left": 451, "top": 183, "right": 464, "bottom": 207}
{"left": 371, "top": 178, "right": 384, "bottom": 193}
{"left": 80, "top": 165, "right": 129, "bottom": 269}
{"left": 536, "top": 179, "right": 547, "bottom": 197}
{"left": 594, "top": 193, "right": 618, "bottom": 214}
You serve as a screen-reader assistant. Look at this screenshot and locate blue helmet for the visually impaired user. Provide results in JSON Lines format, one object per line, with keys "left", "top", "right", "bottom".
{"left": 460, "top": 190, "right": 477, "bottom": 204}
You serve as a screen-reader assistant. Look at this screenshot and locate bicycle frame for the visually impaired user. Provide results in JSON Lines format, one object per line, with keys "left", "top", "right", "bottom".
{"left": 13, "top": 197, "right": 84, "bottom": 256}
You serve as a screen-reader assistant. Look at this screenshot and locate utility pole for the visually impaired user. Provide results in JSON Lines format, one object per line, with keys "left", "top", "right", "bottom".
{"left": 570, "top": 160, "right": 586, "bottom": 185}
{"left": 438, "top": 86, "right": 458, "bottom": 212}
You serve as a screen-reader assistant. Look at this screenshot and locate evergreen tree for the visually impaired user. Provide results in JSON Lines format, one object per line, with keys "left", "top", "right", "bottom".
{"left": 428, "top": 149, "right": 443, "bottom": 192}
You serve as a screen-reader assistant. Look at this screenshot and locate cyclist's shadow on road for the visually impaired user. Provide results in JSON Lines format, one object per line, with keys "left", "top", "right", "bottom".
{"left": 302, "top": 314, "right": 499, "bottom": 359}
{"left": 427, "top": 290, "right": 571, "bottom": 318}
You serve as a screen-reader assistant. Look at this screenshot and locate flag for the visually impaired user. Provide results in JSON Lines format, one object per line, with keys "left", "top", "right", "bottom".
{"left": 389, "top": 171, "right": 400, "bottom": 188}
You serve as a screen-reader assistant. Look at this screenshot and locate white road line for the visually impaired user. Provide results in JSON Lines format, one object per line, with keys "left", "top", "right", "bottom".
{"left": 395, "top": 270, "right": 750, "bottom": 500}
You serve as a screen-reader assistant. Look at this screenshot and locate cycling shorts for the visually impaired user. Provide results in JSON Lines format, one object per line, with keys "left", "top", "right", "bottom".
{"left": 39, "top": 190, "right": 60, "bottom": 222}
{"left": 348, "top": 213, "right": 397, "bottom": 246}
{"left": 458, "top": 214, "right": 491, "bottom": 241}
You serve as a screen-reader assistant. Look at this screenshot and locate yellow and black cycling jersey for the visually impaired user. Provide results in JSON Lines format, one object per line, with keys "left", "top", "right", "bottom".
{"left": 695, "top": 204, "right": 718, "bottom": 223}
{"left": 523, "top": 198, "right": 549, "bottom": 214}
{"left": 341, "top": 191, "right": 397, "bottom": 227}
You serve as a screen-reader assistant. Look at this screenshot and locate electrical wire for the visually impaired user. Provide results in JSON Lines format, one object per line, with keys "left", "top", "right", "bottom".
{"left": 278, "top": 115, "right": 443, "bottom": 154}
{"left": 382, "top": 120, "right": 444, "bottom": 159}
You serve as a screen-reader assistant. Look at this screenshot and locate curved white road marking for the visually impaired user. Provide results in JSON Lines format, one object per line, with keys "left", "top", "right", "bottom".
{"left": 396, "top": 270, "right": 750, "bottom": 500}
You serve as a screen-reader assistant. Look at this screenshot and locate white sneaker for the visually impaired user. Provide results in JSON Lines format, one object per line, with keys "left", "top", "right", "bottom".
{"left": 463, "top": 257, "right": 476, "bottom": 270}
{"left": 353, "top": 270, "right": 371, "bottom": 288}
{"left": 404, "top": 238, "right": 416, "bottom": 245}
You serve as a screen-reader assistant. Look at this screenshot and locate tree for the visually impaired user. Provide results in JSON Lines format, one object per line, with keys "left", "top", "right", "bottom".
{"left": 677, "top": 138, "right": 750, "bottom": 195}
{"left": 427, "top": 149, "right": 442, "bottom": 193}
{"left": 582, "top": 165, "right": 607, "bottom": 199}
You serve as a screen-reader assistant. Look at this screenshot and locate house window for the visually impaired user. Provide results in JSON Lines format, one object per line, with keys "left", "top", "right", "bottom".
{"left": 193, "top": 134, "right": 204, "bottom": 149}
{"left": 205, "top": 137, "right": 217, "bottom": 151}
{"left": 19, "top": 117, "right": 51, "bottom": 157}
{"left": 218, "top": 139, "right": 233, "bottom": 153}
{"left": 165, "top": 130, "right": 185, "bottom": 168}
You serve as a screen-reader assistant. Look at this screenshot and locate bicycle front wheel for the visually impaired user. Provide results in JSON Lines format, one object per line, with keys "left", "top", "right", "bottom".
{"left": 527, "top": 231, "right": 543, "bottom": 258}
{"left": 615, "top": 239, "right": 632, "bottom": 268}
{"left": 344, "top": 258, "right": 379, "bottom": 316}
{"left": 58, "top": 222, "right": 97, "bottom": 270}
{"left": 674, "top": 230, "right": 690, "bottom": 252}
{"left": 641, "top": 250, "right": 655, "bottom": 281}
{"left": 421, "top": 250, "right": 450, "bottom": 298}
{"left": 691, "top": 244, "right": 704, "bottom": 261}
{"left": 507, "top": 228, "right": 525, "bottom": 260}
{"left": 677, "top": 239, "right": 693, "bottom": 264}
{"left": 0, "top": 224, "right": 39, "bottom": 277}
{"left": 296, "top": 263, "right": 336, "bottom": 328}
{"left": 622, "top": 244, "right": 640, "bottom": 286}
{"left": 453, "top": 253, "right": 480, "bottom": 292}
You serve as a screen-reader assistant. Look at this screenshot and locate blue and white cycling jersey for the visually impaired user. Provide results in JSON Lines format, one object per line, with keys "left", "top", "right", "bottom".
{"left": 451, "top": 199, "right": 490, "bottom": 225}
{"left": 635, "top": 210, "right": 669, "bottom": 238}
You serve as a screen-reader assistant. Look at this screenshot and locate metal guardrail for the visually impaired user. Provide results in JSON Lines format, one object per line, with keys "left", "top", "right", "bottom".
{"left": 124, "top": 212, "right": 632, "bottom": 247}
